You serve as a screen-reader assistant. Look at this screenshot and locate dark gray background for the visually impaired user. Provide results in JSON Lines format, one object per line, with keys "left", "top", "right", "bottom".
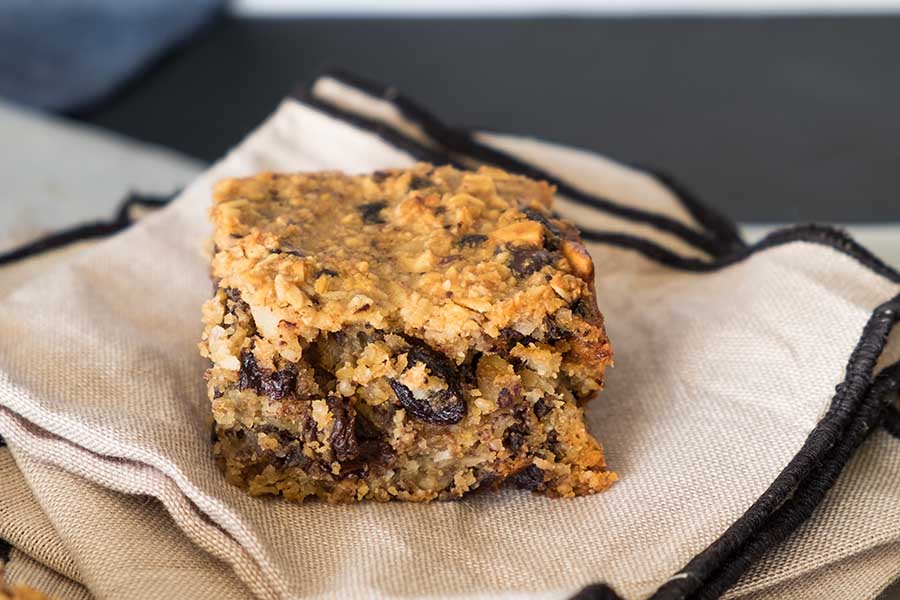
{"left": 75, "top": 16, "right": 900, "bottom": 224}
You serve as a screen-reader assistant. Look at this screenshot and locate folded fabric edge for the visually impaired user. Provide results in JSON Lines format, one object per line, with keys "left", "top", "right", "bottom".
{"left": 0, "top": 411, "right": 286, "bottom": 600}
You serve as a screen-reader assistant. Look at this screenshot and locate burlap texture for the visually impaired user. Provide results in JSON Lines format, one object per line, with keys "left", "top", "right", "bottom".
{"left": 1, "top": 88, "right": 898, "bottom": 599}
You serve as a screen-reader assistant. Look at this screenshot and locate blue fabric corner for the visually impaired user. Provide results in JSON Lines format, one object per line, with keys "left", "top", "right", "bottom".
{"left": 0, "top": 0, "right": 223, "bottom": 112}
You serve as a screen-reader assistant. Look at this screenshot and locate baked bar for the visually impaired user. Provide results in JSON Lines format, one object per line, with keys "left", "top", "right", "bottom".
{"left": 200, "top": 164, "right": 616, "bottom": 502}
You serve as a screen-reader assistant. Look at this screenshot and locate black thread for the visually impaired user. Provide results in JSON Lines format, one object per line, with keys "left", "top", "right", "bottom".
{"left": 645, "top": 295, "right": 900, "bottom": 600}
{"left": 314, "top": 68, "right": 732, "bottom": 258}
{"left": 632, "top": 165, "right": 746, "bottom": 252}
{"left": 580, "top": 224, "right": 900, "bottom": 283}
{"left": 690, "top": 359, "right": 900, "bottom": 600}
{"left": 295, "top": 89, "right": 466, "bottom": 169}
{"left": 0, "top": 194, "right": 171, "bottom": 267}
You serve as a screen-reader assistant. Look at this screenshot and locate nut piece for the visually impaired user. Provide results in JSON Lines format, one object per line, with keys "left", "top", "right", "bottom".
{"left": 561, "top": 240, "right": 594, "bottom": 280}
{"left": 490, "top": 220, "right": 544, "bottom": 246}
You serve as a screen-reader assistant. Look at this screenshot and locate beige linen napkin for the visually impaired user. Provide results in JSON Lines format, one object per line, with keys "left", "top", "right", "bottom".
{"left": 1, "top": 74, "right": 899, "bottom": 600}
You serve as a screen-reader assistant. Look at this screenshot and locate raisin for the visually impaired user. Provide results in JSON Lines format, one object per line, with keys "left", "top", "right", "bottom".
{"left": 342, "top": 413, "right": 395, "bottom": 473}
{"left": 409, "top": 175, "right": 431, "bottom": 190}
{"left": 533, "top": 398, "right": 553, "bottom": 420}
{"left": 521, "top": 207, "right": 562, "bottom": 250}
{"left": 546, "top": 430, "right": 564, "bottom": 459}
{"left": 521, "top": 207, "right": 562, "bottom": 237}
{"left": 326, "top": 395, "right": 359, "bottom": 462}
{"left": 357, "top": 201, "right": 388, "bottom": 224}
{"left": 543, "top": 316, "right": 568, "bottom": 344}
{"left": 456, "top": 234, "right": 488, "bottom": 248}
{"left": 498, "top": 327, "right": 537, "bottom": 350}
{"left": 503, "top": 423, "right": 528, "bottom": 453}
{"left": 509, "top": 464, "right": 546, "bottom": 491}
{"left": 508, "top": 247, "right": 556, "bottom": 278}
{"left": 571, "top": 297, "right": 594, "bottom": 319}
{"left": 388, "top": 339, "right": 466, "bottom": 424}
{"left": 315, "top": 268, "right": 339, "bottom": 278}
{"left": 389, "top": 382, "right": 465, "bottom": 425}
{"left": 238, "top": 351, "right": 298, "bottom": 401}
{"left": 270, "top": 247, "right": 305, "bottom": 257}
{"left": 372, "top": 170, "right": 389, "bottom": 183}
{"left": 497, "top": 387, "right": 515, "bottom": 408}
{"left": 281, "top": 446, "right": 308, "bottom": 469}
{"left": 255, "top": 424, "right": 298, "bottom": 447}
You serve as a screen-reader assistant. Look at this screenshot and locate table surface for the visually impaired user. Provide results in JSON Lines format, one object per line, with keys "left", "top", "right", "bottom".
{"left": 73, "top": 15, "right": 900, "bottom": 225}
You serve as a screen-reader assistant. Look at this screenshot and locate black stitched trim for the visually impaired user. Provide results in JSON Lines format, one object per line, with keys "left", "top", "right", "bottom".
{"left": 580, "top": 224, "right": 900, "bottom": 283}
{"left": 643, "top": 296, "right": 900, "bottom": 600}
{"left": 690, "top": 360, "right": 900, "bottom": 600}
{"left": 295, "top": 88, "right": 466, "bottom": 169}
{"left": 0, "top": 193, "right": 172, "bottom": 268}
{"left": 313, "top": 67, "right": 732, "bottom": 258}
{"left": 631, "top": 165, "right": 746, "bottom": 252}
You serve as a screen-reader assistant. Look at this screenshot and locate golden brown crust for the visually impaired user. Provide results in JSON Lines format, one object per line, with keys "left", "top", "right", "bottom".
{"left": 200, "top": 164, "right": 615, "bottom": 502}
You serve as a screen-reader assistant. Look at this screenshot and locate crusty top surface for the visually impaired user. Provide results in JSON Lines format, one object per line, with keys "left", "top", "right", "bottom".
{"left": 210, "top": 163, "right": 610, "bottom": 372}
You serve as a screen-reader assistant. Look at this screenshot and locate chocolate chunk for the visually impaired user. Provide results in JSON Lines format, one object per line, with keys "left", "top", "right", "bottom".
{"left": 409, "top": 175, "right": 431, "bottom": 190}
{"left": 357, "top": 201, "right": 388, "bottom": 224}
{"left": 327, "top": 395, "right": 359, "bottom": 462}
{"left": 533, "top": 398, "right": 553, "bottom": 420}
{"left": 456, "top": 234, "right": 488, "bottom": 248}
{"left": 238, "top": 351, "right": 299, "bottom": 401}
{"left": 509, "top": 464, "right": 546, "bottom": 491}
{"left": 315, "top": 268, "right": 339, "bottom": 278}
{"left": 508, "top": 247, "right": 556, "bottom": 278}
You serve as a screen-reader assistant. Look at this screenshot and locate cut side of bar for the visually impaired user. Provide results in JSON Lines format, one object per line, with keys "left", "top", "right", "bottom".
{"left": 200, "top": 164, "right": 616, "bottom": 502}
